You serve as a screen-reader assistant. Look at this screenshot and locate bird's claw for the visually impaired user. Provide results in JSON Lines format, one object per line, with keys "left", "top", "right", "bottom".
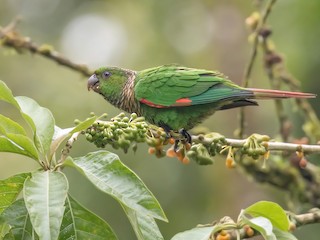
{"left": 179, "top": 128, "right": 192, "bottom": 144}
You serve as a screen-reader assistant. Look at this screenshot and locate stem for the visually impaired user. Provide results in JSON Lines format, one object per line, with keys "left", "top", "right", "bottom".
{"left": 192, "top": 134, "right": 320, "bottom": 154}
{"left": 238, "top": 0, "right": 278, "bottom": 138}
{"left": 0, "top": 19, "right": 93, "bottom": 77}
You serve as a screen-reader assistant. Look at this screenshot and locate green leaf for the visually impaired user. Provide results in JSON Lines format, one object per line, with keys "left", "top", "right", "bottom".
{"left": 50, "top": 116, "right": 97, "bottom": 160}
{"left": 59, "top": 194, "right": 118, "bottom": 240}
{"left": 15, "top": 96, "right": 55, "bottom": 156}
{"left": 0, "top": 81, "right": 20, "bottom": 109}
{"left": 171, "top": 226, "right": 215, "bottom": 240}
{"left": 66, "top": 151, "right": 167, "bottom": 222}
{"left": 244, "top": 201, "right": 289, "bottom": 231}
{"left": 122, "top": 204, "right": 164, "bottom": 240}
{"left": 0, "top": 198, "right": 38, "bottom": 240}
{"left": 23, "top": 171, "right": 68, "bottom": 240}
{"left": 0, "top": 173, "right": 31, "bottom": 214}
{"left": 241, "top": 215, "right": 276, "bottom": 240}
{"left": 273, "top": 228, "right": 298, "bottom": 240}
{"left": 0, "top": 114, "right": 26, "bottom": 136}
{"left": 3, "top": 231, "right": 15, "bottom": 240}
{"left": 0, "top": 222, "right": 11, "bottom": 239}
{"left": 0, "top": 135, "right": 39, "bottom": 160}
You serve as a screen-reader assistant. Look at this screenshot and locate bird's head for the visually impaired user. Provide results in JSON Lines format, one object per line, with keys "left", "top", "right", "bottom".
{"left": 87, "top": 67, "right": 135, "bottom": 95}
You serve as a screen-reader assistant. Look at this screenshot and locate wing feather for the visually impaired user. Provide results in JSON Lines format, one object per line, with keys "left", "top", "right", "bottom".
{"left": 134, "top": 65, "right": 248, "bottom": 108}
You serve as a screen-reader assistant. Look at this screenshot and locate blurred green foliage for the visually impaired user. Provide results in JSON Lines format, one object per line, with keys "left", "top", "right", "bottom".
{"left": 1, "top": 0, "right": 320, "bottom": 239}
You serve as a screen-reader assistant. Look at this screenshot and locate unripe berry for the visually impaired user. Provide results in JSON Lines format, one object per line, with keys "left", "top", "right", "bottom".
{"left": 85, "top": 133, "right": 93, "bottom": 141}
{"left": 216, "top": 232, "right": 230, "bottom": 240}
{"left": 169, "top": 138, "right": 175, "bottom": 145}
{"left": 296, "top": 151, "right": 304, "bottom": 159}
{"left": 130, "top": 113, "right": 138, "bottom": 120}
{"left": 148, "top": 147, "right": 156, "bottom": 155}
{"left": 176, "top": 149, "right": 185, "bottom": 162}
{"left": 122, "top": 117, "right": 129, "bottom": 123}
{"left": 226, "top": 157, "right": 235, "bottom": 169}
{"left": 182, "top": 157, "right": 190, "bottom": 164}
{"left": 155, "top": 149, "right": 165, "bottom": 158}
{"left": 185, "top": 143, "right": 191, "bottom": 151}
{"left": 245, "top": 226, "right": 254, "bottom": 237}
{"left": 289, "top": 222, "right": 296, "bottom": 231}
{"left": 166, "top": 148, "right": 177, "bottom": 158}
{"left": 74, "top": 119, "right": 81, "bottom": 125}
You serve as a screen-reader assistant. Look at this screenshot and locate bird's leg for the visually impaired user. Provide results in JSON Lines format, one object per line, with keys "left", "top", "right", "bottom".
{"left": 159, "top": 122, "right": 192, "bottom": 152}
{"left": 179, "top": 128, "right": 192, "bottom": 144}
{"left": 173, "top": 129, "right": 192, "bottom": 152}
{"left": 159, "top": 121, "right": 172, "bottom": 139}
{"left": 159, "top": 122, "right": 180, "bottom": 152}
{"left": 173, "top": 140, "right": 180, "bottom": 152}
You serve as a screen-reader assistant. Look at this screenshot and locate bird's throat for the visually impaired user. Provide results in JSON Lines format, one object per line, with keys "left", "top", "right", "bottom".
{"left": 111, "top": 73, "right": 142, "bottom": 116}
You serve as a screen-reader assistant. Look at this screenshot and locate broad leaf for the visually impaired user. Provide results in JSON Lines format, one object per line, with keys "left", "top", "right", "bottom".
{"left": 273, "top": 228, "right": 298, "bottom": 240}
{"left": 50, "top": 116, "right": 97, "bottom": 160}
{"left": 0, "top": 135, "right": 38, "bottom": 160}
{"left": 0, "top": 173, "right": 31, "bottom": 214}
{"left": 0, "top": 221, "right": 11, "bottom": 239}
{"left": 23, "top": 171, "right": 68, "bottom": 240}
{"left": 122, "top": 204, "right": 164, "bottom": 240}
{"left": 15, "top": 96, "right": 55, "bottom": 156}
{"left": 0, "top": 114, "right": 26, "bottom": 136}
{"left": 241, "top": 215, "right": 276, "bottom": 240}
{"left": 244, "top": 201, "right": 289, "bottom": 231}
{"left": 171, "top": 226, "right": 215, "bottom": 240}
{"left": 66, "top": 151, "right": 167, "bottom": 222}
{"left": 59, "top": 195, "right": 118, "bottom": 240}
{"left": 3, "top": 231, "right": 15, "bottom": 240}
{"left": 0, "top": 198, "right": 38, "bottom": 240}
{"left": 0, "top": 81, "right": 20, "bottom": 109}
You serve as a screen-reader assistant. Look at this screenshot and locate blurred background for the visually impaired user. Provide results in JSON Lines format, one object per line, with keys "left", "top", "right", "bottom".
{"left": 0, "top": 0, "right": 320, "bottom": 239}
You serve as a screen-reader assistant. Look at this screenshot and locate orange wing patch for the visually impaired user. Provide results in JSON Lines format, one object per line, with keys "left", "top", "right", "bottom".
{"left": 140, "top": 98, "right": 192, "bottom": 108}
{"left": 171, "top": 98, "right": 192, "bottom": 107}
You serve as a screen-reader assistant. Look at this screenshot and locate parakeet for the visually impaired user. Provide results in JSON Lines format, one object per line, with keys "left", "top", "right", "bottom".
{"left": 87, "top": 64, "right": 315, "bottom": 133}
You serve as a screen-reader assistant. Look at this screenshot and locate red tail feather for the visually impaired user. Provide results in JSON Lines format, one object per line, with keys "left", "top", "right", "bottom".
{"left": 247, "top": 88, "right": 316, "bottom": 99}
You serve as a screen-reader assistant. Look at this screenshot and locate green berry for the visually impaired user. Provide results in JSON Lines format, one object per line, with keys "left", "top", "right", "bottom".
{"left": 85, "top": 133, "right": 93, "bottom": 141}
{"left": 74, "top": 119, "right": 81, "bottom": 125}
{"left": 130, "top": 113, "right": 138, "bottom": 120}
{"left": 122, "top": 117, "right": 129, "bottom": 123}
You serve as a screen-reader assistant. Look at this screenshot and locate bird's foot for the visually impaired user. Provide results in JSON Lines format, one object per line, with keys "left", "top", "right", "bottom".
{"left": 173, "top": 129, "right": 192, "bottom": 152}
{"left": 179, "top": 128, "right": 192, "bottom": 144}
{"left": 158, "top": 122, "right": 192, "bottom": 152}
{"left": 159, "top": 121, "right": 172, "bottom": 139}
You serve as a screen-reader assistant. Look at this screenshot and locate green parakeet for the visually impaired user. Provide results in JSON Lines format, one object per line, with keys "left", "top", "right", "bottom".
{"left": 88, "top": 64, "right": 315, "bottom": 132}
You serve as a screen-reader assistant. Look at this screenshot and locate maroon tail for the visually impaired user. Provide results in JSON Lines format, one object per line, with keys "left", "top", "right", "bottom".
{"left": 247, "top": 88, "right": 316, "bottom": 99}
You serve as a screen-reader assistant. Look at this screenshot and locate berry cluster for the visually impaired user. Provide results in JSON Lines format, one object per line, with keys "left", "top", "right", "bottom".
{"left": 81, "top": 113, "right": 276, "bottom": 167}
{"left": 83, "top": 112, "right": 148, "bottom": 152}
{"left": 186, "top": 133, "right": 227, "bottom": 165}
{"left": 241, "top": 134, "right": 270, "bottom": 160}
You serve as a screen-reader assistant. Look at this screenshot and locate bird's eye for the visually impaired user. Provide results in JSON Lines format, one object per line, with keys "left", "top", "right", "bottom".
{"left": 103, "top": 71, "right": 111, "bottom": 79}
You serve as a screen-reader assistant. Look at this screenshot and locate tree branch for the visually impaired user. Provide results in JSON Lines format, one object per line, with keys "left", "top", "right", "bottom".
{"left": 0, "top": 18, "right": 93, "bottom": 77}
{"left": 214, "top": 208, "right": 320, "bottom": 240}
{"left": 79, "top": 112, "right": 320, "bottom": 208}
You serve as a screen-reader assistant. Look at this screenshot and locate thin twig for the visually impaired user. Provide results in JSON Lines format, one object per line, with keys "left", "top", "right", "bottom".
{"left": 192, "top": 135, "right": 320, "bottom": 153}
{"left": 0, "top": 19, "right": 93, "bottom": 77}
{"left": 238, "top": 0, "right": 278, "bottom": 138}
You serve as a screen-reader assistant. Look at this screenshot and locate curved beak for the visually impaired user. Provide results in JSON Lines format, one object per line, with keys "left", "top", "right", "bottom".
{"left": 87, "top": 74, "right": 99, "bottom": 91}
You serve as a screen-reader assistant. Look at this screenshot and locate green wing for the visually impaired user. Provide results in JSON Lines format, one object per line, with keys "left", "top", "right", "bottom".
{"left": 134, "top": 65, "right": 253, "bottom": 108}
